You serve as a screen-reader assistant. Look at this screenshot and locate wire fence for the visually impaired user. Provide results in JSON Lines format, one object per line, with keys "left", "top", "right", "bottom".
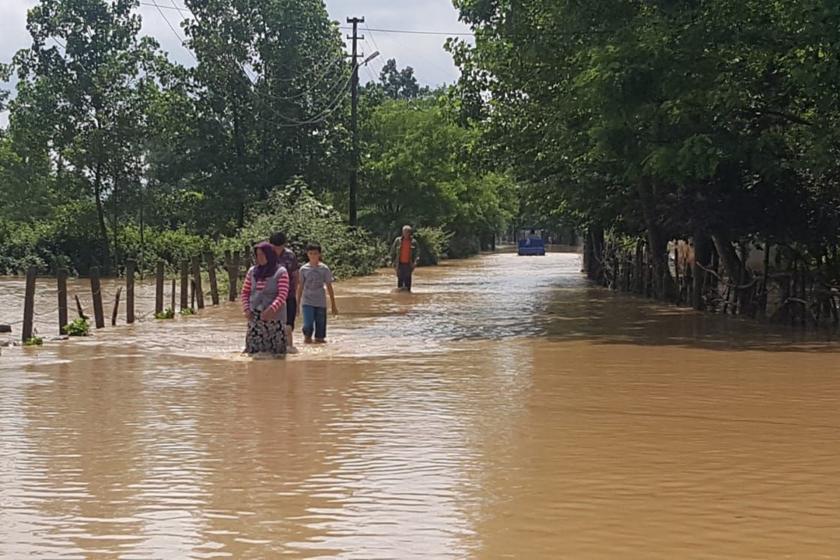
{"left": 1, "top": 258, "right": 244, "bottom": 340}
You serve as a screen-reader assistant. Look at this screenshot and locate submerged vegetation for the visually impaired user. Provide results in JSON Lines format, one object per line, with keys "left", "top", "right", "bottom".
{"left": 62, "top": 318, "right": 90, "bottom": 337}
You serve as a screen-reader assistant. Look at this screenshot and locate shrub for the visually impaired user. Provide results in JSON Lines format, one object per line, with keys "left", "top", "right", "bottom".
{"left": 117, "top": 225, "right": 211, "bottom": 274}
{"left": 0, "top": 216, "right": 210, "bottom": 277}
{"left": 63, "top": 318, "right": 90, "bottom": 337}
{"left": 446, "top": 233, "right": 482, "bottom": 259}
{"left": 232, "top": 178, "right": 388, "bottom": 279}
{"left": 155, "top": 308, "right": 175, "bottom": 320}
{"left": 24, "top": 336, "right": 44, "bottom": 346}
{"left": 413, "top": 227, "right": 452, "bottom": 266}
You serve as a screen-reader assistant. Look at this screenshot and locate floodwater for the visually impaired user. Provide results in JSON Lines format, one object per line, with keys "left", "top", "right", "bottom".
{"left": 1, "top": 252, "right": 839, "bottom": 559}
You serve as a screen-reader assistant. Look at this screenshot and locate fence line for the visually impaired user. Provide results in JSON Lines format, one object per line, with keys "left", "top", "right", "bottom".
{"left": 7, "top": 253, "right": 241, "bottom": 344}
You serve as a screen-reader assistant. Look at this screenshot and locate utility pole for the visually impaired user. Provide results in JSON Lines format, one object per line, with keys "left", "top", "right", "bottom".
{"left": 347, "top": 16, "right": 364, "bottom": 227}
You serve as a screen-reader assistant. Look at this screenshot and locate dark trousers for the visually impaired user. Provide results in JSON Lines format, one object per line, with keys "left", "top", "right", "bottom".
{"left": 302, "top": 305, "right": 327, "bottom": 340}
{"left": 397, "top": 263, "right": 413, "bottom": 291}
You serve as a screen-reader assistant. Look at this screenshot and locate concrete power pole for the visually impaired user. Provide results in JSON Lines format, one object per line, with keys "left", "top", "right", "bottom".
{"left": 347, "top": 16, "right": 364, "bottom": 227}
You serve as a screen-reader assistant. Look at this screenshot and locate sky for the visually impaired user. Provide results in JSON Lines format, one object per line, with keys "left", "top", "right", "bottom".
{"left": 0, "top": 0, "right": 473, "bottom": 126}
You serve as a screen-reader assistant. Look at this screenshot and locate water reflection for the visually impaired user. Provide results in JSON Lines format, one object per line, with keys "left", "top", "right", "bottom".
{"left": 1, "top": 253, "right": 839, "bottom": 558}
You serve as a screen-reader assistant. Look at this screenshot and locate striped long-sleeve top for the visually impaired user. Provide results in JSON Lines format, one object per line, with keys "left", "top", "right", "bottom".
{"left": 241, "top": 267, "right": 290, "bottom": 316}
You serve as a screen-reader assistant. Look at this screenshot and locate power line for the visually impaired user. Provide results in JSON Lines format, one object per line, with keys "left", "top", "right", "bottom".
{"left": 344, "top": 27, "right": 474, "bottom": 37}
{"left": 361, "top": 36, "right": 383, "bottom": 79}
{"left": 270, "top": 69, "right": 353, "bottom": 127}
{"left": 138, "top": 1, "right": 344, "bottom": 85}
{"left": 137, "top": 4, "right": 476, "bottom": 37}
{"left": 264, "top": 56, "right": 345, "bottom": 101}
{"left": 148, "top": 0, "right": 197, "bottom": 61}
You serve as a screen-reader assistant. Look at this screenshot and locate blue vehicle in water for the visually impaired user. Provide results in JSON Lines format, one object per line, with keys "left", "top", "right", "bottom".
{"left": 517, "top": 229, "right": 546, "bottom": 256}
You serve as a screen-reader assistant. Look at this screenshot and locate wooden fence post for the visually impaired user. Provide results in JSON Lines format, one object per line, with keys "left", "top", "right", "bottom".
{"left": 90, "top": 266, "right": 105, "bottom": 329}
{"left": 75, "top": 295, "right": 87, "bottom": 320}
{"left": 155, "top": 261, "right": 165, "bottom": 316}
{"left": 192, "top": 256, "right": 205, "bottom": 310}
{"left": 170, "top": 278, "right": 176, "bottom": 313}
{"left": 191, "top": 279, "right": 196, "bottom": 310}
{"left": 206, "top": 252, "right": 219, "bottom": 306}
{"left": 111, "top": 287, "right": 122, "bottom": 326}
{"left": 126, "top": 260, "right": 136, "bottom": 324}
{"left": 57, "top": 268, "right": 68, "bottom": 335}
{"left": 180, "top": 261, "right": 189, "bottom": 311}
{"left": 22, "top": 267, "right": 36, "bottom": 343}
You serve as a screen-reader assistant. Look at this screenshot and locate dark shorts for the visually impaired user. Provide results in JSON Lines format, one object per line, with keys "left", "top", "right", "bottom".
{"left": 286, "top": 296, "right": 297, "bottom": 328}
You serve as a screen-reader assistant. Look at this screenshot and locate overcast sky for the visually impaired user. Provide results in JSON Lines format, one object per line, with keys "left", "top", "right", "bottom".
{"left": 1, "top": 0, "right": 472, "bottom": 125}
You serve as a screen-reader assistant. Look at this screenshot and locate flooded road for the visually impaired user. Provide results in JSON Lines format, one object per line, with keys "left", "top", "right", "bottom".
{"left": 1, "top": 252, "right": 840, "bottom": 559}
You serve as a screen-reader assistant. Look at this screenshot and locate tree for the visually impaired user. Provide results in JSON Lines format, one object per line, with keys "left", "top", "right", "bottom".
{"left": 452, "top": 0, "right": 840, "bottom": 310}
{"left": 10, "top": 0, "right": 163, "bottom": 271}
{"left": 361, "top": 92, "right": 515, "bottom": 253}
{"left": 151, "top": 0, "right": 352, "bottom": 231}
{"left": 378, "top": 58, "right": 425, "bottom": 100}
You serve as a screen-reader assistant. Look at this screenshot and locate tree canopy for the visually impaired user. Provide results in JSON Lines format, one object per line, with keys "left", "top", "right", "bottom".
{"left": 452, "top": 0, "right": 840, "bottom": 309}
{"left": 0, "top": 5, "right": 516, "bottom": 274}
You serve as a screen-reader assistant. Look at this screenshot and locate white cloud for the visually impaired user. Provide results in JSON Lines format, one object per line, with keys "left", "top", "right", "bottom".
{"left": 1, "top": 0, "right": 472, "bottom": 126}
{"left": 325, "top": 0, "right": 472, "bottom": 86}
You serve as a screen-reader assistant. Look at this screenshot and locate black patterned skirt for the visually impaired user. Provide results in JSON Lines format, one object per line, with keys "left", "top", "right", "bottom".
{"left": 245, "top": 314, "right": 287, "bottom": 356}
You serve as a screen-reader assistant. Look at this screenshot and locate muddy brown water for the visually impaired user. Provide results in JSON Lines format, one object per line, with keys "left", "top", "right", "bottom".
{"left": 1, "top": 253, "right": 839, "bottom": 559}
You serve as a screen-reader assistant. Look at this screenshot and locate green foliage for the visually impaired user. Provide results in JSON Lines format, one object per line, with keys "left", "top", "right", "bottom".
{"left": 62, "top": 318, "right": 90, "bottom": 337}
{"left": 24, "top": 336, "right": 44, "bottom": 347}
{"left": 180, "top": 308, "right": 196, "bottom": 316}
{"left": 0, "top": 218, "right": 208, "bottom": 276}
{"left": 153, "top": 0, "right": 351, "bottom": 229}
{"left": 9, "top": 0, "right": 166, "bottom": 272}
{"left": 413, "top": 227, "right": 453, "bottom": 266}
{"left": 155, "top": 308, "right": 176, "bottom": 320}
{"left": 0, "top": 0, "right": 514, "bottom": 282}
{"left": 116, "top": 226, "right": 210, "bottom": 273}
{"left": 376, "top": 59, "right": 428, "bottom": 100}
{"left": 234, "top": 179, "right": 387, "bottom": 279}
{"left": 453, "top": 0, "right": 840, "bottom": 298}
{"left": 361, "top": 93, "right": 516, "bottom": 257}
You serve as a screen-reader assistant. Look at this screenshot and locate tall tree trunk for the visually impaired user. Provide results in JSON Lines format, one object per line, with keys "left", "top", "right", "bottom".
{"left": 633, "top": 239, "right": 644, "bottom": 294}
{"left": 692, "top": 233, "right": 712, "bottom": 310}
{"left": 637, "top": 179, "right": 673, "bottom": 300}
{"left": 111, "top": 172, "right": 121, "bottom": 272}
{"left": 584, "top": 227, "right": 606, "bottom": 284}
{"left": 231, "top": 87, "right": 247, "bottom": 229}
{"left": 712, "top": 232, "right": 754, "bottom": 315}
{"left": 92, "top": 160, "right": 110, "bottom": 269}
{"left": 712, "top": 232, "right": 747, "bottom": 285}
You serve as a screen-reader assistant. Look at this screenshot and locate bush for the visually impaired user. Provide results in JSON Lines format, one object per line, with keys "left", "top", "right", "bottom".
{"left": 116, "top": 225, "right": 211, "bottom": 274}
{"left": 155, "top": 308, "right": 175, "bottom": 320}
{"left": 0, "top": 179, "right": 388, "bottom": 281}
{"left": 413, "top": 227, "right": 452, "bottom": 266}
{"left": 24, "top": 336, "right": 44, "bottom": 347}
{"left": 232, "top": 178, "right": 388, "bottom": 279}
{"left": 63, "top": 318, "right": 90, "bottom": 337}
{"left": 446, "top": 232, "right": 482, "bottom": 259}
{"left": 0, "top": 214, "right": 210, "bottom": 277}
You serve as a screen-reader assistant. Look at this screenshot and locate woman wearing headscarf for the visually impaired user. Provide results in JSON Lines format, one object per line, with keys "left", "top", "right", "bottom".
{"left": 241, "top": 242, "right": 290, "bottom": 356}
